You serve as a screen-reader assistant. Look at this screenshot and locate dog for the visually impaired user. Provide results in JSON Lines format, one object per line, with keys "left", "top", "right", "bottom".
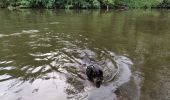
{"left": 86, "top": 64, "right": 103, "bottom": 88}
{"left": 79, "top": 51, "right": 104, "bottom": 88}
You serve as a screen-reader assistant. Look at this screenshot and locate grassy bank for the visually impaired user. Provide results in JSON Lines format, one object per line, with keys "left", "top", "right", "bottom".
{"left": 0, "top": 0, "right": 170, "bottom": 9}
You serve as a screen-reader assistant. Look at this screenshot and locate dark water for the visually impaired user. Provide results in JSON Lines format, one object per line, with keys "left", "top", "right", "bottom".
{"left": 0, "top": 9, "right": 170, "bottom": 100}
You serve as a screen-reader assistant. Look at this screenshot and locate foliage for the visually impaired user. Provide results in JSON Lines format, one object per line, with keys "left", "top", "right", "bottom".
{"left": 158, "top": 0, "right": 170, "bottom": 8}
{"left": 18, "top": 0, "right": 31, "bottom": 8}
{"left": 102, "top": 0, "right": 115, "bottom": 5}
{"left": 0, "top": 0, "right": 170, "bottom": 9}
{"left": 116, "top": 0, "right": 161, "bottom": 8}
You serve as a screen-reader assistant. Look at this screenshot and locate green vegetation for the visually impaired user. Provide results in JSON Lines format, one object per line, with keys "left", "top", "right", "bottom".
{"left": 0, "top": 0, "right": 170, "bottom": 9}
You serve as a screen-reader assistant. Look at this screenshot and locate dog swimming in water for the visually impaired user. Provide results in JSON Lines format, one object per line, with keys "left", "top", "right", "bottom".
{"left": 81, "top": 52, "right": 103, "bottom": 88}
{"left": 86, "top": 64, "right": 103, "bottom": 88}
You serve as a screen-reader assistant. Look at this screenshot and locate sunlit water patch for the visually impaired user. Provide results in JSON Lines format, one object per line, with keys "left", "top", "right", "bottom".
{"left": 82, "top": 54, "right": 133, "bottom": 100}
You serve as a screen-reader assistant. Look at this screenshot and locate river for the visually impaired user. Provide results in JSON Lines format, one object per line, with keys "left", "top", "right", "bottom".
{"left": 0, "top": 9, "right": 170, "bottom": 100}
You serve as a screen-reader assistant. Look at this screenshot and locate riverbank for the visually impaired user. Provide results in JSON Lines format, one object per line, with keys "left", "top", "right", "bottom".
{"left": 0, "top": 0, "right": 170, "bottom": 10}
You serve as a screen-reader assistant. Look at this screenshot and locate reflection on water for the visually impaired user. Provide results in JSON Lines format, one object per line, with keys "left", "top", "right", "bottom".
{"left": 0, "top": 9, "right": 170, "bottom": 100}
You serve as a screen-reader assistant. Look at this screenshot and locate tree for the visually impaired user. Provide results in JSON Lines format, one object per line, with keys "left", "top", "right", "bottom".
{"left": 102, "top": 0, "right": 115, "bottom": 11}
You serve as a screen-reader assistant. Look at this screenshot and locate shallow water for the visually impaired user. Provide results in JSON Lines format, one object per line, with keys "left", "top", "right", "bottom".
{"left": 0, "top": 9, "right": 170, "bottom": 100}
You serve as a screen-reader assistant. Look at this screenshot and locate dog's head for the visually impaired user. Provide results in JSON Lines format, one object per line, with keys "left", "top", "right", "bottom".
{"left": 86, "top": 65, "right": 103, "bottom": 88}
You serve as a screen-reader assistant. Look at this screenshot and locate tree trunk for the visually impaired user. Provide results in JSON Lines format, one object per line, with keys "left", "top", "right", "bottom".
{"left": 106, "top": 5, "right": 109, "bottom": 11}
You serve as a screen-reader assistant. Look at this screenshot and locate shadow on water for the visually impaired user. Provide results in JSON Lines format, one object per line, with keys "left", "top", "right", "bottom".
{"left": 0, "top": 9, "right": 170, "bottom": 100}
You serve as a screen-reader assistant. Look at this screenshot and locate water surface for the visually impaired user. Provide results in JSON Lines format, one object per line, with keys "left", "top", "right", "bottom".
{"left": 0, "top": 9, "right": 170, "bottom": 100}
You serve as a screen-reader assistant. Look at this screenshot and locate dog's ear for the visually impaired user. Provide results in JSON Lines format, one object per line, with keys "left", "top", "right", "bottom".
{"left": 86, "top": 66, "right": 93, "bottom": 81}
{"left": 98, "top": 70, "right": 103, "bottom": 79}
{"left": 99, "top": 70, "right": 103, "bottom": 76}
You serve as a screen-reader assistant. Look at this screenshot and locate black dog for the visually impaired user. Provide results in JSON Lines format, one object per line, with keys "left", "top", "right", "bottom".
{"left": 86, "top": 64, "right": 103, "bottom": 88}
{"left": 80, "top": 51, "right": 103, "bottom": 88}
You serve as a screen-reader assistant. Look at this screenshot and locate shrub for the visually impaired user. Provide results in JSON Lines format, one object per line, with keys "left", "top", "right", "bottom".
{"left": 115, "top": 0, "right": 161, "bottom": 8}
{"left": 0, "top": 0, "right": 169, "bottom": 9}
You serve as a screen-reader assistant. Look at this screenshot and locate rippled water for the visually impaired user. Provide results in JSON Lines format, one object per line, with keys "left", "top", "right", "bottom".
{"left": 0, "top": 9, "right": 170, "bottom": 100}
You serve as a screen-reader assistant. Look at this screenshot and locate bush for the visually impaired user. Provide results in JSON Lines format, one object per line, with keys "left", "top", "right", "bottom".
{"left": 158, "top": 0, "right": 170, "bottom": 8}
{"left": 0, "top": 0, "right": 169, "bottom": 9}
{"left": 115, "top": 0, "right": 161, "bottom": 8}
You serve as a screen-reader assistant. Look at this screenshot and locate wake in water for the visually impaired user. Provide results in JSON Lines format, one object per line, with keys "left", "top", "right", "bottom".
{"left": 0, "top": 47, "right": 133, "bottom": 100}
{"left": 60, "top": 49, "right": 133, "bottom": 100}
{"left": 84, "top": 52, "right": 132, "bottom": 100}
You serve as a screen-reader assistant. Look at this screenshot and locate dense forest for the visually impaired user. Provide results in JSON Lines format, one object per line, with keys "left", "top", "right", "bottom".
{"left": 0, "top": 0, "right": 170, "bottom": 9}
